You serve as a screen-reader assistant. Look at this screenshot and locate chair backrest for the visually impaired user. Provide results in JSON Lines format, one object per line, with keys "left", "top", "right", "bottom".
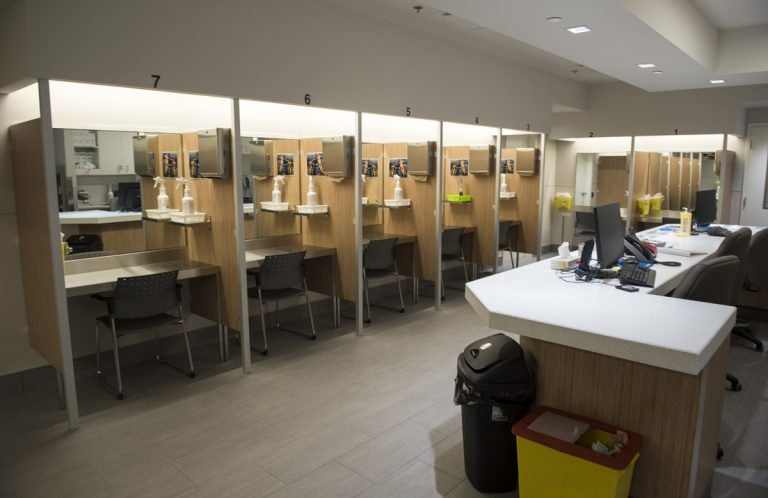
{"left": 112, "top": 270, "right": 179, "bottom": 319}
{"left": 671, "top": 255, "right": 739, "bottom": 305}
{"left": 746, "top": 228, "right": 768, "bottom": 290}
{"left": 498, "top": 221, "right": 512, "bottom": 249}
{"left": 713, "top": 227, "right": 751, "bottom": 305}
{"left": 259, "top": 251, "right": 306, "bottom": 290}
{"left": 575, "top": 211, "right": 595, "bottom": 230}
{"left": 442, "top": 227, "right": 464, "bottom": 256}
{"left": 364, "top": 238, "right": 398, "bottom": 270}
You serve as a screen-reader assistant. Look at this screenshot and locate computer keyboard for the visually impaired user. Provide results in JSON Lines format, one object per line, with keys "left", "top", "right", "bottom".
{"left": 706, "top": 226, "right": 732, "bottom": 237}
{"left": 618, "top": 261, "right": 656, "bottom": 288}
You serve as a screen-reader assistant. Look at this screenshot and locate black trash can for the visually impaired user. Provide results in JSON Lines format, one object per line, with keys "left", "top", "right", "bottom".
{"left": 454, "top": 333, "right": 535, "bottom": 493}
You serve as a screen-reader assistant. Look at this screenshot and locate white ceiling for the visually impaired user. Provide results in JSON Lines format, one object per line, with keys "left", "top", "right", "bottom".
{"left": 325, "top": 0, "right": 768, "bottom": 92}
{"left": 692, "top": 0, "right": 768, "bottom": 29}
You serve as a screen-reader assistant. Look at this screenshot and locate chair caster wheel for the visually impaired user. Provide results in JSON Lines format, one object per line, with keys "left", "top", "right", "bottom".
{"left": 189, "top": 372, "right": 196, "bottom": 379}
{"left": 757, "top": 343, "right": 764, "bottom": 352}
{"left": 117, "top": 393, "right": 124, "bottom": 400}
{"left": 365, "top": 319, "right": 371, "bottom": 324}
{"left": 717, "top": 444, "right": 724, "bottom": 460}
{"left": 311, "top": 336, "right": 317, "bottom": 341}
{"left": 262, "top": 349, "right": 268, "bottom": 356}
{"left": 399, "top": 308, "right": 405, "bottom": 313}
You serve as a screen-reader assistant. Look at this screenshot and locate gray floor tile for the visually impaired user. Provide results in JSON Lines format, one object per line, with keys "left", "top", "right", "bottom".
{"left": 266, "top": 461, "right": 373, "bottom": 498}
{"left": 417, "top": 429, "right": 466, "bottom": 479}
{"left": 445, "top": 480, "right": 519, "bottom": 498}
{"left": 175, "top": 460, "right": 285, "bottom": 498}
{"left": 357, "top": 460, "right": 462, "bottom": 498}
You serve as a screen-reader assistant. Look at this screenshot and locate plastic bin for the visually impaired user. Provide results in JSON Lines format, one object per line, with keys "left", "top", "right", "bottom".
{"left": 512, "top": 406, "right": 643, "bottom": 498}
{"left": 454, "top": 334, "right": 535, "bottom": 493}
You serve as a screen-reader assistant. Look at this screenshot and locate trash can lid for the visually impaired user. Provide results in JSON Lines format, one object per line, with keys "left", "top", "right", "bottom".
{"left": 463, "top": 333, "right": 522, "bottom": 373}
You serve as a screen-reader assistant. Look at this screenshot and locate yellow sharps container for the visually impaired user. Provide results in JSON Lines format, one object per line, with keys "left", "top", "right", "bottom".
{"left": 512, "top": 406, "right": 643, "bottom": 498}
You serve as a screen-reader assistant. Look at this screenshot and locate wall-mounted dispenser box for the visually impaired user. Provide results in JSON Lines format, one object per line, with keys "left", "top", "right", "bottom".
{"left": 197, "top": 128, "right": 232, "bottom": 179}
{"left": 516, "top": 147, "right": 540, "bottom": 176}
{"left": 132, "top": 135, "right": 158, "bottom": 177}
{"left": 408, "top": 141, "right": 436, "bottom": 176}
{"left": 322, "top": 135, "right": 354, "bottom": 177}
{"left": 469, "top": 145, "right": 496, "bottom": 175}
{"left": 246, "top": 138, "right": 269, "bottom": 176}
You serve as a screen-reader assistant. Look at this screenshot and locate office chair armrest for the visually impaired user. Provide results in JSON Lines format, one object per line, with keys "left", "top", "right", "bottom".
{"left": 246, "top": 268, "right": 261, "bottom": 286}
{"left": 90, "top": 292, "right": 113, "bottom": 302}
{"left": 176, "top": 283, "right": 183, "bottom": 301}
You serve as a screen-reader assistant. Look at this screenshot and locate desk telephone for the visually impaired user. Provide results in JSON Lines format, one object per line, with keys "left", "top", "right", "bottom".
{"left": 624, "top": 229, "right": 656, "bottom": 262}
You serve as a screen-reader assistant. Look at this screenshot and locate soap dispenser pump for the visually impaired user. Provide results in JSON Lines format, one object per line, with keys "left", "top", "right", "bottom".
{"left": 176, "top": 178, "right": 194, "bottom": 215}
{"left": 272, "top": 175, "right": 285, "bottom": 204}
{"left": 394, "top": 174, "right": 403, "bottom": 201}
{"left": 306, "top": 175, "right": 318, "bottom": 207}
{"left": 154, "top": 176, "right": 170, "bottom": 210}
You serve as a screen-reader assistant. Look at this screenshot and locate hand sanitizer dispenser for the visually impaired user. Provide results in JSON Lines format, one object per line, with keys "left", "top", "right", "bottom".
{"left": 145, "top": 176, "right": 179, "bottom": 220}
{"left": 307, "top": 176, "right": 318, "bottom": 207}
{"left": 500, "top": 172, "right": 516, "bottom": 199}
{"left": 361, "top": 174, "right": 368, "bottom": 205}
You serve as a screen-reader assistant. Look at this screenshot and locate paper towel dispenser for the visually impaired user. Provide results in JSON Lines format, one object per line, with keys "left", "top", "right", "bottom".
{"left": 407, "top": 141, "right": 436, "bottom": 176}
{"left": 197, "top": 128, "right": 232, "bottom": 179}
{"left": 132, "top": 135, "right": 158, "bottom": 178}
{"left": 321, "top": 136, "right": 354, "bottom": 177}
{"left": 246, "top": 138, "right": 269, "bottom": 176}
{"left": 516, "top": 147, "right": 540, "bottom": 176}
{"left": 469, "top": 145, "right": 496, "bottom": 175}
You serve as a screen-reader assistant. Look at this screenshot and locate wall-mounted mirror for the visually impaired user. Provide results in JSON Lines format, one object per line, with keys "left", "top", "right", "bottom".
{"left": 54, "top": 128, "right": 188, "bottom": 259}
{"left": 574, "top": 152, "right": 630, "bottom": 209}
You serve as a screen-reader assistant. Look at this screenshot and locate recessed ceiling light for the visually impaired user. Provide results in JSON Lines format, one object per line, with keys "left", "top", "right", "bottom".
{"left": 546, "top": 16, "right": 563, "bottom": 23}
{"left": 710, "top": 79, "right": 726, "bottom": 84}
{"left": 637, "top": 63, "right": 656, "bottom": 69}
{"left": 653, "top": 70, "right": 663, "bottom": 74}
{"left": 566, "top": 26, "right": 591, "bottom": 34}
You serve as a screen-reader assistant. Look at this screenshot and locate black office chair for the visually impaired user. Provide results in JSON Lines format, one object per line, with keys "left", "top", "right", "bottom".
{"left": 671, "top": 255, "right": 742, "bottom": 391}
{"left": 92, "top": 270, "right": 194, "bottom": 400}
{"left": 362, "top": 238, "right": 405, "bottom": 323}
{"left": 441, "top": 227, "right": 468, "bottom": 299}
{"left": 498, "top": 221, "right": 520, "bottom": 269}
{"left": 734, "top": 228, "right": 768, "bottom": 352}
{"left": 247, "top": 251, "right": 316, "bottom": 355}
{"left": 712, "top": 228, "right": 758, "bottom": 352}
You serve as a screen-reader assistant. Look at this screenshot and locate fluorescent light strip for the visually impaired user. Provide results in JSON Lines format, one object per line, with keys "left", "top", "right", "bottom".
{"left": 637, "top": 63, "right": 656, "bottom": 69}
{"left": 710, "top": 79, "right": 726, "bottom": 84}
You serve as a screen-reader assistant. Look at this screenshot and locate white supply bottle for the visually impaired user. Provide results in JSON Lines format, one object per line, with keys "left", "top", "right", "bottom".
{"left": 394, "top": 174, "right": 403, "bottom": 201}
{"left": 154, "top": 176, "right": 169, "bottom": 210}
{"left": 306, "top": 176, "right": 318, "bottom": 207}
{"left": 177, "top": 178, "right": 194, "bottom": 215}
{"left": 272, "top": 175, "right": 285, "bottom": 204}
{"left": 500, "top": 172, "right": 508, "bottom": 194}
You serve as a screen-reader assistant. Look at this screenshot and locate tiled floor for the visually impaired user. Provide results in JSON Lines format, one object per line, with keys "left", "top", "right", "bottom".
{"left": 0, "top": 282, "right": 766, "bottom": 497}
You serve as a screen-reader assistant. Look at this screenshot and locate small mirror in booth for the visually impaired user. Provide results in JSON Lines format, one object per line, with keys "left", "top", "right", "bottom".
{"left": 246, "top": 138, "right": 269, "bottom": 177}
{"left": 449, "top": 158, "right": 468, "bottom": 176}
{"left": 389, "top": 157, "right": 408, "bottom": 177}
{"left": 362, "top": 157, "right": 379, "bottom": 177}
{"left": 501, "top": 157, "right": 514, "bottom": 174}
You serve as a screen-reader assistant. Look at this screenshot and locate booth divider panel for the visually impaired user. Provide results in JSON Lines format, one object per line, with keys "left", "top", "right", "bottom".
{"left": 383, "top": 143, "right": 437, "bottom": 280}
{"left": 690, "top": 158, "right": 701, "bottom": 211}
{"left": 681, "top": 157, "right": 692, "bottom": 208}
{"left": 670, "top": 156, "right": 682, "bottom": 211}
{"left": 596, "top": 155, "right": 628, "bottom": 207}
{"left": 254, "top": 140, "right": 301, "bottom": 237}
{"left": 500, "top": 148, "right": 540, "bottom": 255}
{"left": 144, "top": 134, "right": 185, "bottom": 250}
{"left": 362, "top": 143, "right": 383, "bottom": 227}
{"left": 10, "top": 119, "right": 63, "bottom": 371}
{"left": 632, "top": 151, "right": 650, "bottom": 209}
{"left": 647, "top": 152, "right": 662, "bottom": 195}
{"left": 299, "top": 138, "right": 356, "bottom": 300}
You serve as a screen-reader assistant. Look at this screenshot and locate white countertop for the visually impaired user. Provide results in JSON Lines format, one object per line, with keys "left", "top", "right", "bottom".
{"left": 59, "top": 210, "right": 142, "bottom": 225}
{"left": 466, "top": 229, "right": 736, "bottom": 375}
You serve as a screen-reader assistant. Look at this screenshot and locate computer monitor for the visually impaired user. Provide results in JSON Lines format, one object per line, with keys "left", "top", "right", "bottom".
{"left": 593, "top": 202, "right": 625, "bottom": 268}
{"left": 117, "top": 182, "right": 141, "bottom": 211}
{"left": 694, "top": 189, "right": 717, "bottom": 227}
